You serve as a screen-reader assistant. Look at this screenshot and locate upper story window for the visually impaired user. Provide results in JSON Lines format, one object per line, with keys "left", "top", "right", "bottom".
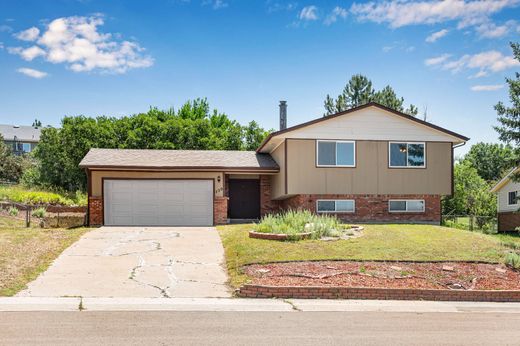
{"left": 389, "top": 142, "right": 425, "bottom": 168}
{"left": 508, "top": 191, "right": 518, "bottom": 205}
{"left": 316, "top": 140, "right": 355, "bottom": 167}
{"left": 22, "top": 143, "right": 32, "bottom": 153}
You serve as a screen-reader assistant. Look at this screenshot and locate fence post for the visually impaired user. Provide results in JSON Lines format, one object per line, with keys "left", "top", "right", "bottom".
{"left": 25, "top": 206, "right": 30, "bottom": 228}
{"left": 469, "top": 216, "right": 474, "bottom": 231}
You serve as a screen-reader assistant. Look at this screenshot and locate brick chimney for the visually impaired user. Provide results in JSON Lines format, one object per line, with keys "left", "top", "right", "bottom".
{"left": 279, "top": 101, "right": 287, "bottom": 130}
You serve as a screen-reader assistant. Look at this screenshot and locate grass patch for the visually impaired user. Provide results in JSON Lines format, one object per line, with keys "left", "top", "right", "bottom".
{"left": 0, "top": 185, "right": 87, "bottom": 207}
{"left": 0, "top": 216, "right": 90, "bottom": 296}
{"left": 217, "top": 223, "right": 508, "bottom": 288}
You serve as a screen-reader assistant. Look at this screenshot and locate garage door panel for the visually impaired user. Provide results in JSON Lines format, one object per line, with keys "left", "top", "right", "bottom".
{"left": 104, "top": 179, "right": 213, "bottom": 226}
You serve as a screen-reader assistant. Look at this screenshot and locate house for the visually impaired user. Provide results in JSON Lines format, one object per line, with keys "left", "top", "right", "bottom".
{"left": 79, "top": 102, "right": 469, "bottom": 227}
{"left": 491, "top": 167, "right": 520, "bottom": 232}
{"left": 0, "top": 124, "right": 41, "bottom": 155}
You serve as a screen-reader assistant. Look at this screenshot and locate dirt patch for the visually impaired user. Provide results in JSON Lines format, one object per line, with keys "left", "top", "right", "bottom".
{"left": 244, "top": 261, "right": 520, "bottom": 290}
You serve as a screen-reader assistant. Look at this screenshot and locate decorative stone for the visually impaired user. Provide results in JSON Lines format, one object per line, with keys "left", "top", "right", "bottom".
{"left": 495, "top": 267, "right": 507, "bottom": 273}
{"left": 390, "top": 266, "right": 402, "bottom": 271}
{"left": 442, "top": 265, "right": 454, "bottom": 272}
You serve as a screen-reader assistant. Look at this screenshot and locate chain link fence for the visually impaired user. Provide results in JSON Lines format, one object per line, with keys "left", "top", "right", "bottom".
{"left": 441, "top": 215, "right": 497, "bottom": 233}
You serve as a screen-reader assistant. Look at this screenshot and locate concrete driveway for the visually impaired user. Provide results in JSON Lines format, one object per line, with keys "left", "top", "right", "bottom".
{"left": 17, "top": 227, "right": 230, "bottom": 298}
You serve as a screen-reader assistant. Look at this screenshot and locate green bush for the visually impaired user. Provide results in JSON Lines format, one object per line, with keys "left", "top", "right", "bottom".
{"left": 31, "top": 207, "right": 46, "bottom": 218}
{"left": 505, "top": 252, "right": 520, "bottom": 270}
{"left": 254, "top": 209, "right": 349, "bottom": 240}
{"left": 0, "top": 185, "right": 86, "bottom": 206}
{"left": 8, "top": 206, "right": 18, "bottom": 217}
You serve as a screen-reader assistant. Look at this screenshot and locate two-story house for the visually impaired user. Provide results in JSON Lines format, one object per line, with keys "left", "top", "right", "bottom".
{"left": 80, "top": 102, "right": 468, "bottom": 227}
{"left": 0, "top": 124, "right": 41, "bottom": 155}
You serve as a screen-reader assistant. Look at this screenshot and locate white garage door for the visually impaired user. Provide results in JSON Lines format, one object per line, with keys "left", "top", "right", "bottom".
{"left": 103, "top": 179, "right": 213, "bottom": 226}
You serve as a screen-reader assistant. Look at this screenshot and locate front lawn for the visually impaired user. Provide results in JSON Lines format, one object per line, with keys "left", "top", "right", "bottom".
{"left": 0, "top": 216, "right": 90, "bottom": 296}
{"left": 217, "top": 224, "right": 509, "bottom": 288}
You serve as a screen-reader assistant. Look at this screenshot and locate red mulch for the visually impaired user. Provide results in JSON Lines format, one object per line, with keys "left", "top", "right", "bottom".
{"left": 244, "top": 261, "right": 520, "bottom": 290}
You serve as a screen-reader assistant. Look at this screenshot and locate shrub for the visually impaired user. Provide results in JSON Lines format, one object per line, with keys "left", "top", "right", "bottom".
{"left": 254, "top": 209, "right": 348, "bottom": 240}
{"left": 505, "top": 252, "right": 520, "bottom": 270}
{"left": 0, "top": 185, "right": 86, "bottom": 206}
{"left": 8, "top": 206, "right": 18, "bottom": 216}
{"left": 31, "top": 207, "right": 46, "bottom": 218}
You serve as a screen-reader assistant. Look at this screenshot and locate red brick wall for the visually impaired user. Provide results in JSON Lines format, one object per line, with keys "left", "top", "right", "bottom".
{"left": 88, "top": 197, "right": 103, "bottom": 226}
{"left": 260, "top": 175, "right": 280, "bottom": 217}
{"left": 238, "top": 284, "right": 520, "bottom": 302}
{"left": 214, "top": 196, "right": 229, "bottom": 225}
{"left": 280, "top": 194, "right": 441, "bottom": 223}
{"left": 498, "top": 212, "right": 520, "bottom": 232}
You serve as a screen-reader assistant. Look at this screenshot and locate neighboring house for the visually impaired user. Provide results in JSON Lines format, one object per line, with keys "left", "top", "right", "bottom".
{"left": 0, "top": 124, "right": 41, "bottom": 155}
{"left": 79, "top": 102, "right": 469, "bottom": 227}
{"left": 491, "top": 167, "right": 520, "bottom": 232}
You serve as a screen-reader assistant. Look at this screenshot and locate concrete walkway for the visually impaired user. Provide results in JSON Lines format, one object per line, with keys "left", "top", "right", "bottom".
{"left": 17, "top": 227, "right": 230, "bottom": 298}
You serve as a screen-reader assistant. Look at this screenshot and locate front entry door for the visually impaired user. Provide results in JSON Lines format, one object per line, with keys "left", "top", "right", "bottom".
{"left": 228, "top": 179, "right": 260, "bottom": 219}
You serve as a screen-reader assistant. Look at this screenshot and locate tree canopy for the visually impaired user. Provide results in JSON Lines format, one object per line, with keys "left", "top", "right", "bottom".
{"left": 324, "top": 74, "right": 419, "bottom": 116}
{"left": 461, "top": 142, "right": 516, "bottom": 182}
{"left": 0, "top": 134, "right": 32, "bottom": 183}
{"left": 31, "top": 98, "right": 271, "bottom": 191}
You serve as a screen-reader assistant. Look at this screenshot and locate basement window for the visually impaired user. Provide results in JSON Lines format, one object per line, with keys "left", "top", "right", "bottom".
{"left": 317, "top": 140, "right": 356, "bottom": 167}
{"left": 388, "top": 200, "right": 425, "bottom": 213}
{"left": 317, "top": 200, "right": 355, "bottom": 213}
{"left": 389, "top": 142, "right": 425, "bottom": 168}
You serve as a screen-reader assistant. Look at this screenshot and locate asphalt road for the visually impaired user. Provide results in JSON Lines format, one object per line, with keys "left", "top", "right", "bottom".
{"left": 1, "top": 311, "right": 519, "bottom": 345}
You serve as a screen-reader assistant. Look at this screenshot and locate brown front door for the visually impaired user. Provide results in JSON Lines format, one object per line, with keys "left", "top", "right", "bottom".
{"left": 228, "top": 179, "right": 260, "bottom": 219}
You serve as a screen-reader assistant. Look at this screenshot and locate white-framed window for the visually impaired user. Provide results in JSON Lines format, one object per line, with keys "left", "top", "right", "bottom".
{"left": 316, "top": 140, "right": 356, "bottom": 167}
{"left": 508, "top": 191, "right": 518, "bottom": 205}
{"left": 316, "top": 199, "right": 355, "bottom": 213}
{"left": 389, "top": 142, "right": 425, "bottom": 168}
{"left": 22, "top": 143, "right": 32, "bottom": 153}
{"left": 388, "top": 199, "right": 425, "bottom": 213}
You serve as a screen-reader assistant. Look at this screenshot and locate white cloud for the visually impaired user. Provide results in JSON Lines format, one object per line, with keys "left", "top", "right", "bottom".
{"left": 267, "top": 2, "right": 297, "bottom": 13}
{"left": 15, "top": 27, "right": 40, "bottom": 41}
{"left": 8, "top": 15, "right": 153, "bottom": 74}
{"left": 350, "top": 0, "right": 519, "bottom": 29}
{"left": 426, "top": 29, "right": 449, "bottom": 43}
{"left": 203, "top": 0, "right": 228, "bottom": 9}
{"left": 471, "top": 84, "right": 504, "bottom": 91}
{"left": 0, "top": 24, "right": 13, "bottom": 33}
{"left": 299, "top": 5, "right": 318, "bottom": 21}
{"left": 17, "top": 67, "right": 48, "bottom": 79}
{"left": 475, "top": 20, "right": 519, "bottom": 38}
{"left": 424, "top": 53, "right": 451, "bottom": 66}
{"left": 426, "top": 50, "right": 520, "bottom": 76}
{"left": 324, "top": 6, "right": 348, "bottom": 25}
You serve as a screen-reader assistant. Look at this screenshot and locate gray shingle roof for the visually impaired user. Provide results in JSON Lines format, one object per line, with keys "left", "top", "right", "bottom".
{"left": 79, "top": 148, "right": 279, "bottom": 171}
{"left": 0, "top": 124, "right": 41, "bottom": 142}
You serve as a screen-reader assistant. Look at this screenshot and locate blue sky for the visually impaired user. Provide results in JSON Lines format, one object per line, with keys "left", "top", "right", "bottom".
{"left": 0, "top": 0, "right": 519, "bottom": 156}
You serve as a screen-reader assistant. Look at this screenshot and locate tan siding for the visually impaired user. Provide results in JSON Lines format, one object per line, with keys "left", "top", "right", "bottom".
{"left": 270, "top": 141, "right": 286, "bottom": 199}
{"left": 286, "top": 139, "right": 451, "bottom": 195}
{"left": 90, "top": 170, "right": 223, "bottom": 197}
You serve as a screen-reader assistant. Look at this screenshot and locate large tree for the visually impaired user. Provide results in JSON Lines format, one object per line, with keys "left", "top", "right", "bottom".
{"left": 494, "top": 42, "right": 520, "bottom": 169}
{"left": 0, "top": 134, "right": 32, "bottom": 183}
{"left": 324, "top": 74, "right": 418, "bottom": 116}
{"left": 30, "top": 99, "right": 271, "bottom": 191}
{"left": 461, "top": 142, "right": 516, "bottom": 182}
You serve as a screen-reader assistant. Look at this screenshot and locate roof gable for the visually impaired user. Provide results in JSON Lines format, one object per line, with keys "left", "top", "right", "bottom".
{"left": 491, "top": 167, "right": 519, "bottom": 193}
{"left": 257, "top": 103, "right": 469, "bottom": 153}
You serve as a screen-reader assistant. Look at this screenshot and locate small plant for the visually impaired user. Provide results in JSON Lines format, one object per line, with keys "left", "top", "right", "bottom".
{"left": 31, "top": 207, "right": 46, "bottom": 218}
{"left": 359, "top": 265, "right": 366, "bottom": 273}
{"left": 8, "top": 206, "right": 19, "bottom": 216}
{"left": 505, "top": 252, "right": 520, "bottom": 270}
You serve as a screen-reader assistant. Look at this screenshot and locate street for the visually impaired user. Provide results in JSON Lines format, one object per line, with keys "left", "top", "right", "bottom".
{"left": 1, "top": 311, "right": 519, "bottom": 345}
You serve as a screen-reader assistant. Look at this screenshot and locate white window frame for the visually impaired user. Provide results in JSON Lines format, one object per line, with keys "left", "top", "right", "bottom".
{"left": 388, "top": 199, "right": 425, "bottom": 213}
{"left": 508, "top": 191, "right": 518, "bottom": 206}
{"left": 316, "top": 199, "right": 355, "bottom": 213}
{"left": 316, "top": 140, "right": 356, "bottom": 167}
{"left": 22, "top": 143, "right": 32, "bottom": 153}
{"left": 388, "top": 141, "right": 426, "bottom": 168}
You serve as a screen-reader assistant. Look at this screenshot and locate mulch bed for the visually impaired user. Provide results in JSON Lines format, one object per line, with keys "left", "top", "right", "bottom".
{"left": 244, "top": 261, "right": 520, "bottom": 291}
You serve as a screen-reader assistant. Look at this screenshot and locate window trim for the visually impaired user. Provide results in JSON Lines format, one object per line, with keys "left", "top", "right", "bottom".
{"left": 388, "top": 141, "right": 426, "bottom": 169}
{"left": 316, "top": 199, "right": 355, "bottom": 213}
{"left": 316, "top": 140, "right": 356, "bottom": 168}
{"left": 388, "top": 199, "right": 425, "bottom": 213}
{"left": 508, "top": 191, "right": 518, "bottom": 206}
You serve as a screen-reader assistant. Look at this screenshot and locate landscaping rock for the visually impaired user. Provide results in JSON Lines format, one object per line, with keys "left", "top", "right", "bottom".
{"left": 442, "top": 265, "right": 454, "bottom": 272}
{"left": 495, "top": 267, "right": 507, "bottom": 274}
{"left": 390, "top": 266, "right": 402, "bottom": 271}
{"left": 41, "top": 212, "right": 85, "bottom": 228}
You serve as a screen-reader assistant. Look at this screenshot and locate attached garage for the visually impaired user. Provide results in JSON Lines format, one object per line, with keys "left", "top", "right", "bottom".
{"left": 104, "top": 179, "right": 213, "bottom": 226}
{"left": 79, "top": 148, "right": 279, "bottom": 226}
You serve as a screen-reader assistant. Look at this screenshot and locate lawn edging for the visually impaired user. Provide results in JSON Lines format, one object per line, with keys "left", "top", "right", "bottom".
{"left": 237, "top": 284, "right": 520, "bottom": 302}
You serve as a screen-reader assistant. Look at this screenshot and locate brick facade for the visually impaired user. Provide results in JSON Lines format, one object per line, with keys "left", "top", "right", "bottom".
{"left": 214, "top": 196, "right": 229, "bottom": 225}
{"left": 88, "top": 196, "right": 103, "bottom": 226}
{"left": 498, "top": 212, "right": 520, "bottom": 232}
{"left": 280, "top": 194, "right": 441, "bottom": 223}
{"left": 260, "top": 175, "right": 280, "bottom": 217}
{"left": 238, "top": 284, "right": 520, "bottom": 302}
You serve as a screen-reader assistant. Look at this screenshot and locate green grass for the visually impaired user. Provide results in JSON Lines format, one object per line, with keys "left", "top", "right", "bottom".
{"left": 491, "top": 232, "right": 520, "bottom": 250}
{"left": 0, "top": 216, "right": 90, "bottom": 296}
{"left": 0, "top": 185, "right": 87, "bottom": 207}
{"left": 217, "top": 223, "right": 509, "bottom": 288}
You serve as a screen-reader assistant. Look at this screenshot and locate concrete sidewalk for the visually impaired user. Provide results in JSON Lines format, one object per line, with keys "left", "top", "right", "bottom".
{"left": 1, "top": 297, "right": 520, "bottom": 313}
